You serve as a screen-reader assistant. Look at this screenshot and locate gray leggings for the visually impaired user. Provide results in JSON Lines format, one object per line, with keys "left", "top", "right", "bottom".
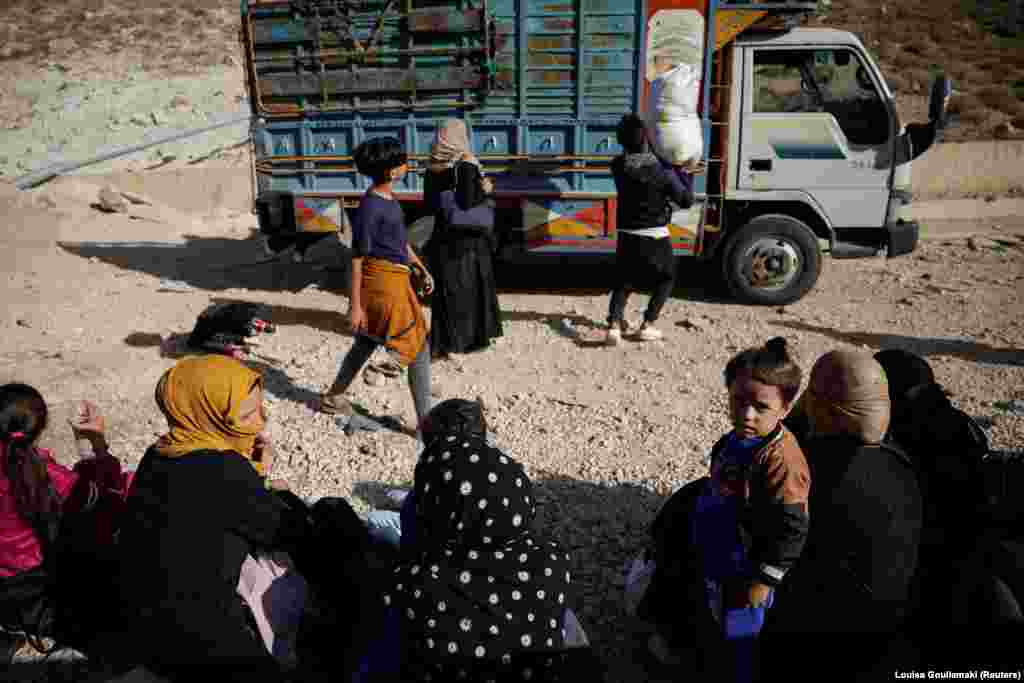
{"left": 331, "top": 335, "right": 432, "bottom": 425}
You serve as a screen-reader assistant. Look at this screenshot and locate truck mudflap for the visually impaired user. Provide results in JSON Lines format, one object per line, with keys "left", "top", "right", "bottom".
{"left": 886, "top": 219, "right": 919, "bottom": 258}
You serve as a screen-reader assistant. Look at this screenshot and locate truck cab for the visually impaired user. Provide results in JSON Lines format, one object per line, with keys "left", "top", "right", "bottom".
{"left": 704, "top": 23, "right": 945, "bottom": 303}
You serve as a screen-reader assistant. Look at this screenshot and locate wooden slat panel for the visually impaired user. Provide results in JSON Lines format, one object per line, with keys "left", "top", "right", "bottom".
{"left": 408, "top": 7, "right": 484, "bottom": 32}
{"left": 259, "top": 66, "right": 484, "bottom": 97}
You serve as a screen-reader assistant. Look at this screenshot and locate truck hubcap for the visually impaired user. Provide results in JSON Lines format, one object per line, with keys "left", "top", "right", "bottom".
{"left": 742, "top": 237, "right": 801, "bottom": 291}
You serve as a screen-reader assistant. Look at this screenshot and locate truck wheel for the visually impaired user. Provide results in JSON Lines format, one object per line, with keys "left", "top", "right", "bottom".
{"left": 720, "top": 214, "right": 822, "bottom": 305}
{"left": 408, "top": 215, "right": 435, "bottom": 255}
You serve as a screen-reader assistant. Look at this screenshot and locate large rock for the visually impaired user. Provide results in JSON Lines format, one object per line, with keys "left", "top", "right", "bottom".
{"left": 169, "top": 94, "right": 192, "bottom": 110}
{"left": 97, "top": 185, "right": 129, "bottom": 213}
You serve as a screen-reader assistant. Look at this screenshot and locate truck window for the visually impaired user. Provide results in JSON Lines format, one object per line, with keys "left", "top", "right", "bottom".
{"left": 753, "top": 49, "right": 890, "bottom": 147}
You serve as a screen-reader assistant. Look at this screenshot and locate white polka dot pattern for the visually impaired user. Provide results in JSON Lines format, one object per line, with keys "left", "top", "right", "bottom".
{"left": 385, "top": 432, "right": 574, "bottom": 677}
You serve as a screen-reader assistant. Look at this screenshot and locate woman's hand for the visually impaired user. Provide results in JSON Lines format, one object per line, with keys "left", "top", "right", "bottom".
{"left": 69, "top": 401, "right": 109, "bottom": 453}
{"left": 348, "top": 304, "right": 368, "bottom": 333}
{"left": 420, "top": 268, "right": 435, "bottom": 296}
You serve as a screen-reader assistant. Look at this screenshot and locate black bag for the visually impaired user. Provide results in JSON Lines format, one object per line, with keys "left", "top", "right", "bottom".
{"left": 187, "top": 302, "right": 275, "bottom": 350}
{"left": 438, "top": 188, "right": 495, "bottom": 235}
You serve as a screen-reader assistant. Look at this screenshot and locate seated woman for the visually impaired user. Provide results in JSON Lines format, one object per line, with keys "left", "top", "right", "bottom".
{"left": 423, "top": 119, "right": 503, "bottom": 359}
{"left": 874, "top": 349, "right": 1024, "bottom": 667}
{"left": 358, "top": 399, "right": 595, "bottom": 682}
{"left": 0, "top": 385, "right": 129, "bottom": 659}
{"left": 873, "top": 349, "right": 988, "bottom": 539}
{"left": 758, "top": 350, "right": 923, "bottom": 681}
{"left": 114, "top": 355, "right": 312, "bottom": 682}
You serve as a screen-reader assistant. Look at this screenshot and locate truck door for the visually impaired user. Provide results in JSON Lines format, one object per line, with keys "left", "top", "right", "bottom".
{"left": 738, "top": 46, "right": 894, "bottom": 228}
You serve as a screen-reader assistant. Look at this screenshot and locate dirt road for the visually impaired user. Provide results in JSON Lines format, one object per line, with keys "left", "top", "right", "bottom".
{"left": 2, "top": 172, "right": 1022, "bottom": 681}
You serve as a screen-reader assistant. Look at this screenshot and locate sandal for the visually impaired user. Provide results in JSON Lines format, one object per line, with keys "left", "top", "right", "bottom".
{"left": 319, "top": 394, "right": 353, "bottom": 416}
{"left": 369, "top": 359, "right": 403, "bottom": 378}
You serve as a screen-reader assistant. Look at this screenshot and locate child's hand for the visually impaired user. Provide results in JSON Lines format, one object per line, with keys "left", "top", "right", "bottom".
{"left": 747, "top": 581, "right": 772, "bottom": 608}
{"left": 69, "top": 401, "right": 108, "bottom": 452}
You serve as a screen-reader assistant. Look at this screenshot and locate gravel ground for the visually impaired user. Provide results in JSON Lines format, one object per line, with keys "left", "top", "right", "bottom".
{"left": 1, "top": 4, "right": 1023, "bottom": 674}
{"left": 2, "top": 177, "right": 1023, "bottom": 680}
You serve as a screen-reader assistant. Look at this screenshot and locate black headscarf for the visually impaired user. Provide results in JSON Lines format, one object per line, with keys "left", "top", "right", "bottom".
{"left": 420, "top": 398, "right": 487, "bottom": 450}
{"left": 874, "top": 349, "right": 936, "bottom": 400}
{"left": 873, "top": 348, "right": 988, "bottom": 532}
{"left": 385, "top": 432, "right": 573, "bottom": 675}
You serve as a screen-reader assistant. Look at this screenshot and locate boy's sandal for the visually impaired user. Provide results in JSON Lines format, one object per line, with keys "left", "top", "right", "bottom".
{"left": 319, "top": 394, "right": 353, "bottom": 416}
{"left": 369, "top": 359, "right": 403, "bottom": 378}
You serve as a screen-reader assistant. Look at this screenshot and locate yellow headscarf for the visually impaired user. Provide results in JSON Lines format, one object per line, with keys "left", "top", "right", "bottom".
{"left": 154, "top": 355, "right": 264, "bottom": 467}
{"left": 799, "top": 350, "right": 890, "bottom": 445}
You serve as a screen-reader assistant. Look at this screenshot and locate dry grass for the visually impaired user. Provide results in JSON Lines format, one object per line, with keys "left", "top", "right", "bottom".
{"left": 1, "top": 0, "right": 240, "bottom": 78}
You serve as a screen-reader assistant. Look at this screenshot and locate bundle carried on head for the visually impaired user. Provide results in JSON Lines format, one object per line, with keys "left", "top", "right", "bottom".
{"left": 187, "top": 302, "right": 276, "bottom": 359}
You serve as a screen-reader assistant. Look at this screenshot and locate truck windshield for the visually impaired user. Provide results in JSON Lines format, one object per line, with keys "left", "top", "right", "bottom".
{"left": 753, "top": 48, "right": 890, "bottom": 147}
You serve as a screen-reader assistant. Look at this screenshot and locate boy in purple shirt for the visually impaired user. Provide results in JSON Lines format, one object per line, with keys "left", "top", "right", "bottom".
{"left": 320, "top": 137, "right": 434, "bottom": 436}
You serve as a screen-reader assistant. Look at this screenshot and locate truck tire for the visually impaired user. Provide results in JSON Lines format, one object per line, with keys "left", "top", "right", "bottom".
{"left": 720, "top": 214, "right": 822, "bottom": 305}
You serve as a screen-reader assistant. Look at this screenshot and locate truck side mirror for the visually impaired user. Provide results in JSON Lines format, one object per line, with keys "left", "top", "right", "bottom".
{"left": 929, "top": 74, "right": 952, "bottom": 129}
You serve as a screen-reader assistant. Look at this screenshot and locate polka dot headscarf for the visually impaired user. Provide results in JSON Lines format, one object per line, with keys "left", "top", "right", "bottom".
{"left": 385, "top": 433, "right": 573, "bottom": 672}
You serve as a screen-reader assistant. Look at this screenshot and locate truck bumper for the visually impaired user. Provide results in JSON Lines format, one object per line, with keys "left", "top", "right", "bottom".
{"left": 886, "top": 219, "right": 919, "bottom": 258}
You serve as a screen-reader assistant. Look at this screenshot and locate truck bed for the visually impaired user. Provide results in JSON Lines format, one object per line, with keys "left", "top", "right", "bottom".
{"left": 244, "top": 0, "right": 643, "bottom": 197}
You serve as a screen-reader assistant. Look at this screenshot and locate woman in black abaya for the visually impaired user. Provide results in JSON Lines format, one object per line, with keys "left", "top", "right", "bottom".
{"left": 423, "top": 119, "right": 503, "bottom": 359}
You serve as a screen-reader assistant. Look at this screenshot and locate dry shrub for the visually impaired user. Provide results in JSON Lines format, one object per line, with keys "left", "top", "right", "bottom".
{"left": 182, "top": 17, "right": 206, "bottom": 34}
{"left": 958, "top": 103, "right": 997, "bottom": 125}
{"left": 134, "top": 28, "right": 164, "bottom": 45}
{"left": 948, "top": 92, "right": 984, "bottom": 114}
{"left": 904, "top": 40, "right": 935, "bottom": 56}
{"left": 988, "top": 63, "right": 1024, "bottom": 84}
{"left": 948, "top": 91, "right": 994, "bottom": 125}
{"left": 949, "top": 64, "right": 986, "bottom": 86}
{"left": 977, "top": 85, "right": 1024, "bottom": 116}
{"left": 886, "top": 71, "right": 911, "bottom": 94}
{"left": 889, "top": 50, "right": 924, "bottom": 70}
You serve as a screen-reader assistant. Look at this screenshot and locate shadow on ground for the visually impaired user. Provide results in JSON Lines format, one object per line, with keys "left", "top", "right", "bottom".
{"left": 58, "top": 233, "right": 351, "bottom": 295}
{"left": 774, "top": 320, "right": 1024, "bottom": 367}
{"left": 58, "top": 229, "right": 730, "bottom": 307}
{"left": 495, "top": 258, "right": 731, "bottom": 306}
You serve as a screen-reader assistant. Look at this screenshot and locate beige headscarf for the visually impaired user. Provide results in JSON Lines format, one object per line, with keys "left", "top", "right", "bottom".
{"left": 429, "top": 119, "right": 477, "bottom": 172}
{"left": 428, "top": 119, "right": 493, "bottom": 193}
{"left": 154, "top": 355, "right": 264, "bottom": 466}
{"left": 799, "top": 350, "right": 890, "bottom": 444}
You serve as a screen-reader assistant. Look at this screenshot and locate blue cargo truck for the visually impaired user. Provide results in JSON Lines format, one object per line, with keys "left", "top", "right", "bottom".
{"left": 242, "top": 0, "right": 950, "bottom": 304}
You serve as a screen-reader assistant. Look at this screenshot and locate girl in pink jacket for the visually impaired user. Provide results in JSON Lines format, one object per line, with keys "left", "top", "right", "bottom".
{"left": 0, "top": 383, "right": 130, "bottom": 657}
